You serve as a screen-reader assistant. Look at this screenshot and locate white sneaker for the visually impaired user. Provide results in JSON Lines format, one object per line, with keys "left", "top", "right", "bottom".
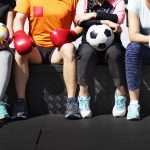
{"left": 127, "top": 103, "right": 140, "bottom": 120}
{"left": 78, "top": 96, "right": 92, "bottom": 118}
{"left": 112, "top": 93, "right": 126, "bottom": 117}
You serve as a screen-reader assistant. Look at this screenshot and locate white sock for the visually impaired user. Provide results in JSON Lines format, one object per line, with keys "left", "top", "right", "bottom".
{"left": 80, "top": 96, "right": 88, "bottom": 100}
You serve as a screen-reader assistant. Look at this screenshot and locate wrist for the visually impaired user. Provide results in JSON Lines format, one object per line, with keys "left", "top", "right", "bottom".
{"left": 70, "top": 30, "right": 77, "bottom": 40}
{"left": 92, "top": 12, "right": 97, "bottom": 18}
{"left": 14, "top": 30, "right": 26, "bottom": 37}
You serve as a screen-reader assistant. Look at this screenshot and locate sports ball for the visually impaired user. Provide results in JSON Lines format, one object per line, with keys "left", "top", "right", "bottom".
{"left": 86, "top": 24, "right": 114, "bottom": 51}
{"left": 0, "top": 23, "right": 9, "bottom": 42}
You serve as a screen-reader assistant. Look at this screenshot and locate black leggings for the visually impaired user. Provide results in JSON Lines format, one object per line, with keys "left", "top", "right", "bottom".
{"left": 77, "top": 42, "right": 126, "bottom": 87}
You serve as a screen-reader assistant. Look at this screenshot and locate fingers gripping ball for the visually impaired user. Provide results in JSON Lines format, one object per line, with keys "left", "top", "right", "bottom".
{"left": 86, "top": 24, "right": 114, "bottom": 51}
{"left": 0, "top": 23, "right": 9, "bottom": 42}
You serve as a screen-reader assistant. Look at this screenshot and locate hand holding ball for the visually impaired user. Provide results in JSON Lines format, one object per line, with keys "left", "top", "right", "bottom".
{"left": 86, "top": 24, "right": 114, "bottom": 51}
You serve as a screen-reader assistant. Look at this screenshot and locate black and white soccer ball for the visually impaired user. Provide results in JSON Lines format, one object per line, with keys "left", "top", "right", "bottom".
{"left": 86, "top": 24, "right": 114, "bottom": 51}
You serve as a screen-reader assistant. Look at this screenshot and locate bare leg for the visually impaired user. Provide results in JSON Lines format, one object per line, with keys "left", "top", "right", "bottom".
{"left": 51, "top": 43, "right": 80, "bottom": 119}
{"left": 116, "top": 85, "right": 126, "bottom": 96}
{"left": 79, "top": 85, "right": 88, "bottom": 97}
{"left": 129, "top": 89, "right": 140, "bottom": 101}
{"left": 14, "top": 47, "right": 42, "bottom": 99}
{"left": 51, "top": 43, "right": 77, "bottom": 98}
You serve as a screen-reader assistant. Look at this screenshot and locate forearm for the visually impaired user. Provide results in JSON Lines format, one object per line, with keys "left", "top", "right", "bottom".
{"left": 79, "top": 19, "right": 101, "bottom": 29}
{"left": 129, "top": 33, "right": 150, "bottom": 43}
{"left": 6, "top": 11, "right": 15, "bottom": 35}
{"left": 13, "top": 13, "right": 26, "bottom": 32}
{"left": 128, "top": 11, "right": 149, "bottom": 43}
{"left": 100, "top": 20, "right": 117, "bottom": 27}
{"left": 77, "top": 12, "right": 118, "bottom": 23}
{"left": 72, "top": 26, "right": 84, "bottom": 36}
{"left": 96, "top": 12, "right": 118, "bottom": 23}
{"left": 77, "top": 12, "right": 118, "bottom": 30}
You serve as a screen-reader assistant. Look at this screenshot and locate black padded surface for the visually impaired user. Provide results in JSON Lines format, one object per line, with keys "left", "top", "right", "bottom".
{"left": 6, "top": 64, "right": 150, "bottom": 116}
{"left": 36, "top": 114, "right": 150, "bottom": 150}
{"left": 0, "top": 116, "right": 45, "bottom": 150}
{"left": 27, "top": 65, "right": 66, "bottom": 116}
{"left": 1, "top": 114, "right": 150, "bottom": 150}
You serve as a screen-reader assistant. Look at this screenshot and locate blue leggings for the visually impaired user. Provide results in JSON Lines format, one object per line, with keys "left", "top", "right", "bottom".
{"left": 125, "top": 42, "right": 150, "bottom": 90}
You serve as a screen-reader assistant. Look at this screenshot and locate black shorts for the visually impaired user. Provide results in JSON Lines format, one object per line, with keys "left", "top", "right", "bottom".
{"left": 36, "top": 45, "right": 56, "bottom": 64}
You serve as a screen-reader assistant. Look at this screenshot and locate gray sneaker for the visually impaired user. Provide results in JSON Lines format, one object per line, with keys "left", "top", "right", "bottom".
{"left": 11, "top": 98, "right": 28, "bottom": 120}
{"left": 65, "top": 98, "right": 81, "bottom": 119}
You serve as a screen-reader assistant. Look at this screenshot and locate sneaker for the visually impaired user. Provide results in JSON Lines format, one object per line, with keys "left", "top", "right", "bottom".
{"left": 11, "top": 98, "right": 28, "bottom": 120}
{"left": 127, "top": 103, "right": 140, "bottom": 120}
{"left": 65, "top": 98, "right": 81, "bottom": 119}
{"left": 0, "top": 101, "right": 10, "bottom": 120}
{"left": 112, "top": 93, "right": 126, "bottom": 117}
{"left": 78, "top": 96, "right": 92, "bottom": 118}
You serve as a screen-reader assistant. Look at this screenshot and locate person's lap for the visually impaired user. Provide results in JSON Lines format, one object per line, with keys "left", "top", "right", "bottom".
{"left": 20, "top": 44, "right": 73, "bottom": 65}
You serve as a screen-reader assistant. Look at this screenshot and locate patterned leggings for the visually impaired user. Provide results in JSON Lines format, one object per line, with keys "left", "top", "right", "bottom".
{"left": 125, "top": 42, "right": 150, "bottom": 90}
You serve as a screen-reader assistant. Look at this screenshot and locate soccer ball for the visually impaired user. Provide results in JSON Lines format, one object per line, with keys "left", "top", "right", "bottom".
{"left": 86, "top": 24, "right": 114, "bottom": 51}
{"left": 0, "top": 22, "right": 9, "bottom": 42}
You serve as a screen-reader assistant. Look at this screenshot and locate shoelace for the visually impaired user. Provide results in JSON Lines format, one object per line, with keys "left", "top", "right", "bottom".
{"left": 0, "top": 102, "right": 9, "bottom": 113}
{"left": 116, "top": 98, "right": 125, "bottom": 109}
{"left": 80, "top": 99, "right": 89, "bottom": 110}
{"left": 67, "top": 101, "right": 78, "bottom": 110}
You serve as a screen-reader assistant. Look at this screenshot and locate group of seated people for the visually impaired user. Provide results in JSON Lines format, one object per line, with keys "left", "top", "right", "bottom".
{"left": 0, "top": 0, "right": 149, "bottom": 121}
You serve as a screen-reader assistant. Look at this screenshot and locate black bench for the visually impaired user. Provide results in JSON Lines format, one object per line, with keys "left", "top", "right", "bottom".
{"left": 6, "top": 64, "right": 150, "bottom": 117}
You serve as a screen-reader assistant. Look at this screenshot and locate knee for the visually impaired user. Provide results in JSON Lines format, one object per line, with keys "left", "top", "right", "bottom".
{"left": 15, "top": 51, "right": 28, "bottom": 62}
{"left": 78, "top": 43, "right": 95, "bottom": 60}
{"left": 0, "top": 51, "right": 13, "bottom": 63}
{"left": 107, "top": 45, "right": 121, "bottom": 61}
{"left": 61, "top": 43, "right": 76, "bottom": 60}
{"left": 126, "top": 42, "right": 142, "bottom": 57}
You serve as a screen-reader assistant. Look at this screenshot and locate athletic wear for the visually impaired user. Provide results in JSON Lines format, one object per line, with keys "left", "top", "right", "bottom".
{"left": 0, "top": 51, "right": 13, "bottom": 99}
{"left": 65, "top": 98, "right": 81, "bottom": 119}
{"left": 76, "top": 0, "right": 125, "bottom": 44}
{"left": 112, "top": 92, "right": 126, "bottom": 117}
{"left": 128, "top": 0, "right": 150, "bottom": 36}
{"left": 76, "top": 1, "right": 126, "bottom": 119}
{"left": 77, "top": 42, "right": 126, "bottom": 88}
{"left": 75, "top": 0, "right": 125, "bottom": 24}
{"left": 78, "top": 96, "right": 92, "bottom": 118}
{"left": 0, "top": 101, "right": 10, "bottom": 120}
{"left": 127, "top": 102, "right": 140, "bottom": 120}
{"left": 125, "top": 42, "right": 150, "bottom": 90}
{"left": 14, "top": 0, "right": 78, "bottom": 48}
{"left": 36, "top": 46, "right": 56, "bottom": 64}
{"left": 12, "top": 99, "right": 28, "bottom": 120}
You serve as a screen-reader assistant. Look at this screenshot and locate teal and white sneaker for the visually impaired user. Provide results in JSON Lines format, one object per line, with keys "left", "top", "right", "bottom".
{"left": 0, "top": 101, "right": 10, "bottom": 120}
{"left": 78, "top": 96, "right": 92, "bottom": 118}
{"left": 127, "top": 102, "right": 140, "bottom": 120}
{"left": 112, "top": 93, "right": 126, "bottom": 117}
